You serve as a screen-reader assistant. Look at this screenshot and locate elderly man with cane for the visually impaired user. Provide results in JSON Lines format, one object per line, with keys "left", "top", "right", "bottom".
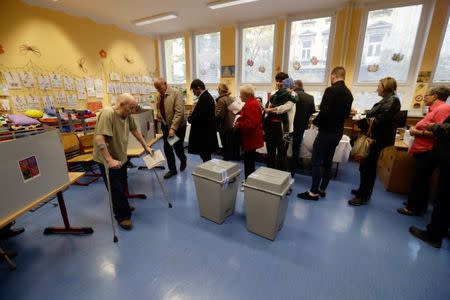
{"left": 93, "top": 93, "right": 153, "bottom": 231}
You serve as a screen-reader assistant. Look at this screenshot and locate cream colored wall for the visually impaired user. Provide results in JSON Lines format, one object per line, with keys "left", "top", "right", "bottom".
{"left": 0, "top": 0, "right": 157, "bottom": 111}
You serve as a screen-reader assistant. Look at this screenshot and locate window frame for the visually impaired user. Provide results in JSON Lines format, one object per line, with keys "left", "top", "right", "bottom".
{"left": 191, "top": 30, "right": 222, "bottom": 86}
{"left": 431, "top": 7, "right": 450, "bottom": 84}
{"left": 283, "top": 11, "right": 337, "bottom": 87}
{"left": 159, "top": 34, "right": 188, "bottom": 86}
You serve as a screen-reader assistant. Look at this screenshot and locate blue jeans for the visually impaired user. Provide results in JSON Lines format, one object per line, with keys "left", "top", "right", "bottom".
{"left": 310, "top": 132, "right": 341, "bottom": 193}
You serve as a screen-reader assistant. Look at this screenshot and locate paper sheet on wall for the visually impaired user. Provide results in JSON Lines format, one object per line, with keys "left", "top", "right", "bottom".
{"left": 85, "top": 76, "right": 96, "bottom": 97}
{"left": 1, "top": 99, "right": 11, "bottom": 111}
{"left": 106, "top": 82, "right": 114, "bottom": 94}
{"left": 64, "top": 76, "right": 75, "bottom": 90}
{"left": 50, "top": 73, "right": 63, "bottom": 88}
{"left": 3, "top": 72, "right": 22, "bottom": 89}
{"left": 26, "top": 95, "right": 41, "bottom": 110}
{"left": 54, "top": 91, "right": 67, "bottom": 107}
{"left": 76, "top": 78, "right": 87, "bottom": 100}
{"left": 20, "top": 72, "right": 35, "bottom": 88}
{"left": 13, "top": 96, "right": 27, "bottom": 111}
{"left": 67, "top": 94, "right": 77, "bottom": 108}
{"left": 123, "top": 75, "right": 131, "bottom": 82}
{"left": 94, "top": 78, "right": 103, "bottom": 98}
{"left": 43, "top": 95, "right": 54, "bottom": 108}
{"left": 143, "top": 150, "right": 165, "bottom": 169}
{"left": 109, "top": 72, "right": 121, "bottom": 81}
{"left": 227, "top": 100, "right": 243, "bottom": 114}
{"left": 0, "top": 83, "right": 9, "bottom": 96}
{"left": 38, "top": 74, "right": 51, "bottom": 90}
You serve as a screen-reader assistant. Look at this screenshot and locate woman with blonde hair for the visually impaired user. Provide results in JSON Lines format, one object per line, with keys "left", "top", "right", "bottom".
{"left": 215, "top": 82, "right": 238, "bottom": 160}
{"left": 349, "top": 77, "right": 401, "bottom": 206}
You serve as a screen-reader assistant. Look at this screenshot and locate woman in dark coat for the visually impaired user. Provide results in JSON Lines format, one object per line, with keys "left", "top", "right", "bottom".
{"left": 215, "top": 83, "right": 238, "bottom": 161}
{"left": 188, "top": 79, "right": 218, "bottom": 162}
{"left": 349, "top": 76, "right": 401, "bottom": 206}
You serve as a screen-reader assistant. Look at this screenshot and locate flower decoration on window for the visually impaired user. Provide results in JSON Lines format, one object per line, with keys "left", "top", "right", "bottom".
{"left": 99, "top": 49, "right": 107, "bottom": 58}
{"left": 246, "top": 59, "right": 254, "bottom": 67}
{"left": 391, "top": 53, "right": 404, "bottom": 62}
{"left": 0, "top": 44, "right": 4, "bottom": 54}
{"left": 200, "top": 68, "right": 207, "bottom": 76}
{"left": 367, "top": 64, "right": 379, "bottom": 73}
{"left": 19, "top": 44, "right": 41, "bottom": 57}
{"left": 293, "top": 61, "right": 301, "bottom": 70}
{"left": 310, "top": 56, "right": 319, "bottom": 65}
{"left": 258, "top": 66, "right": 266, "bottom": 73}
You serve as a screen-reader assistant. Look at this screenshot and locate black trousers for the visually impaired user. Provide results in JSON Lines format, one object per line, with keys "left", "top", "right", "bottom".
{"left": 98, "top": 164, "right": 131, "bottom": 222}
{"left": 310, "top": 131, "right": 341, "bottom": 193}
{"left": 244, "top": 150, "right": 257, "bottom": 179}
{"left": 406, "top": 151, "right": 437, "bottom": 213}
{"left": 290, "top": 128, "right": 305, "bottom": 177}
{"left": 426, "top": 160, "right": 450, "bottom": 241}
{"left": 162, "top": 124, "right": 187, "bottom": 171}
{"left": 357, "top": 144, "right": 383, "bottom": 200}
{"left": 265, "top": 121, "right": 287, "bottom": 171}
{"left": 200, "top": 152, "right": 212, "bottom": 162}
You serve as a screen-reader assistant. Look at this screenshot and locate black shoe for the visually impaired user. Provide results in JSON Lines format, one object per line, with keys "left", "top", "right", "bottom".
{"left": 130, "top": 206, "right": 135, "bottom": 212}
{"left": 348, "top": 197, "right": 368, "bottom": 206}
{"left": 397, "top": 207, "right": 421, "bottom": 216}
{"left": 318, "top": 190, "right": 326, "bottom": 198}
{"left": 351, "top": 189, "right": 359, "bottom": 196}
{"left": 409, "top": 226, "right": 442, "bottom": 248}
{"left": 0, "top": 227, "right": 25, "bottom": 240}
{"left": 163, "top": 170, "right": 177, "bottom": 179}
{"left": 180, "top": 160, "right": 187, "bottom": 172}
{"left": 297, "top": 191, "right": 319, "bottom": 201}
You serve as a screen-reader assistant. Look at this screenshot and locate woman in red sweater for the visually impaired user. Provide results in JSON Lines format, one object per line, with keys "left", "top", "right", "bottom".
{"left": 235, "top": 85, "right": 264, "bottom": 180}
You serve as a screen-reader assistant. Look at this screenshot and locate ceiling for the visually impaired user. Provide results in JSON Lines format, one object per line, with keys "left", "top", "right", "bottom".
{"left": 23, "top": 0, "right": 351, "bottom": 37}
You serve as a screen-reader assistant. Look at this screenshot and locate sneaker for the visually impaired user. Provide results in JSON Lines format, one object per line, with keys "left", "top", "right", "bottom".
{"left": 163, "top": 170, "right": 177, "bottom": 179}
{"left": 119, "top": 219, "right": 133, "bottom": 230}
{"left": 297, "top": 191, "right": 319, "bottom": 201}
{"left": 348, "top": 197, "right": 368, "bottom": 206}
{"left": 409, "top": 226, "right": 442, "bottom": 248}
{"left": 180, "top": 160, "right": 187, "bottom": 172}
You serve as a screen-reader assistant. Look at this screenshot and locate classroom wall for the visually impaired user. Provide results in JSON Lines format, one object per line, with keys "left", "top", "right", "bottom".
{"left": 0, "top": 0, "right": 157, "bottom": 110}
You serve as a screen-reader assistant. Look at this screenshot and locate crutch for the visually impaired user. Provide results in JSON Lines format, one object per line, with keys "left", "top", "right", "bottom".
{"left": 152, "top": 168, "right": 173, "bottom": 208}
{"left": 104, "top": 164, "right": 119, "bottom": 243}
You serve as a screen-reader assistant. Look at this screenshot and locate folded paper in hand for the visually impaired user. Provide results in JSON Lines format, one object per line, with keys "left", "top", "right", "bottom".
{"left": 167, "top": 135, "right": 179, "bottom": 146}
{"left": 143, "top": 150, "right": 165, "bottom": 169}
{"left": 228, "top": 100, "right": 243, "bottom": 114}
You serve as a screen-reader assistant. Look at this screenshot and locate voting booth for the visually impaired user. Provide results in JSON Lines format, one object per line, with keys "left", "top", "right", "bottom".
{"left": 128, "top": 109, "right": 155, "bottom": 149}
{"left": 243, "top": 167, "right": 293, "bottom": 240}
{"left": 192, "top": 159, "right": 240, "bottom": 224}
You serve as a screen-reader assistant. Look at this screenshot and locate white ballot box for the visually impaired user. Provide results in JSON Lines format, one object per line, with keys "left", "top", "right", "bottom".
{"left": 243, "top": 167, "right": 293, "bottom": 240}
{"left": 192, "top": 159, "right": 241, "bottom": 224}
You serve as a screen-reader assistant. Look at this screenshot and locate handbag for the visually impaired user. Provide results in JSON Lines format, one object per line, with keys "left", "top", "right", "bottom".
{"left": 351, "top": 118, "right": 375, "bottom": 162}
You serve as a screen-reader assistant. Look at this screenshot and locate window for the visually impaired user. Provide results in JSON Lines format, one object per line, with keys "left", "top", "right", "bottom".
{"left": 433, "top": 15, "right": 450, "bottom": 82}
{"left": 194, "top": 32, "right": 221, "bottom": 84}
{"left": 164, "top": 37, "right": 186, "bottom": 85}
{"left": 286, "top": 16, "right": 332, "bottom": 83}
{"left": 240, "top": 24, "right": 275, "bottom": 84}
{"left": 357, "top": 5, "right": 423, "bottom": 83}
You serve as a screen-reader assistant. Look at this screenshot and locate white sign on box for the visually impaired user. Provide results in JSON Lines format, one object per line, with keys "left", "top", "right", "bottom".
{"left": 143, "top": 150, "right": 165, "bottom": 169}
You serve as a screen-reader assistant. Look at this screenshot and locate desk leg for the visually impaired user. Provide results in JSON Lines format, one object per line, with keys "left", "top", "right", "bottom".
{"left": 0, "top": 246, "right": 16, "bottom": 270}
{"left": 43, "top": 191, "right": 94, "bottom": 235}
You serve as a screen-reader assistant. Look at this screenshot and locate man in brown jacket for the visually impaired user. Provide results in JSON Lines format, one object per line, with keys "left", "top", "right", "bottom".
{"left": 154, "top": 78, "right": 187, "bottom": 179}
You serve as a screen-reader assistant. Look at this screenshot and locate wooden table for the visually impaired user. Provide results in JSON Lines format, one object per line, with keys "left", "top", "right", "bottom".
{"left": 394, "top": 139, "right": 409, "bottom": 151}
{"left": 0, "top": 172, "right": 93, "bottom": 270}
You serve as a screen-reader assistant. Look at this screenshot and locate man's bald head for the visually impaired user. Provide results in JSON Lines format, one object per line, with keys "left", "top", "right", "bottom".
{"left": 154, "top": 78, "right": 168, "bottom": 95}
{"left": 116, "top": 93, "right": 138, "bottom": 117}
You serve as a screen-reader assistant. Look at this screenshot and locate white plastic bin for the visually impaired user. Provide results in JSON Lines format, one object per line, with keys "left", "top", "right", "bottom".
{"left": 192, "top": 159, "right": 241, "bottom": 224}
{"left": 243, "top": 167, "right": 293, "bottom": 240}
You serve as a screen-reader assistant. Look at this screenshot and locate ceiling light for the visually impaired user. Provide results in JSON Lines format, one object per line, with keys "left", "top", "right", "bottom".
{"left": 134, "top": 13, "right": 177, "bottom": 26}
{"left": 208, "top": 0, "right": 259, "bottom": 10}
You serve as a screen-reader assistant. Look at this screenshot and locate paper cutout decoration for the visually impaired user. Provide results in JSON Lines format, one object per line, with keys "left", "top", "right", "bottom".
{"left": 20, "top": 72, "right": 35, "bottom": 88}
{"left": 293, "top": 61, "right": 301, "bottom": 70}
{"left": 64, "top": 76, "right": 75, "bottom": 90}
{"left": 94, "top": 78, "right": 103, "bottom": 98}
{"left": 13, "top": 96, "right": 27, "bottom": 111}
{"left": 76, "top": 79, "right": 87, "bottom": 100}
{"left": 67, "top": 94, "right": 77, "bottom": 108}
{"left": 26, "top": 95, "right": 41, "bottom": 110}
{"left": 50, "top": 73, "right": 63, "bottom": 88}
{"left": 3, "top": 72, "right": 22, "bottom": 89}
{"left": 18, "top": 156, "right": 40, "bottom": 183}
{"left": 99, "top": 49, "right": 107, "bottom": 58}
{"left": 38, "top": 74, "right": 51, "bottom": 90}
{"left": 110, "top": 72, "right": 121, "bottom": 81}
{"left": 43, "top": 95, "right": 54, "bottom": 108}
{"left": 54, "top": 91, "right": 67, "bottom": 107}
{"left": 85, "top": 76, "right": 96, "bottom": 97}
{"left": 0, "top": 83, "right": 9, "bottom": 96}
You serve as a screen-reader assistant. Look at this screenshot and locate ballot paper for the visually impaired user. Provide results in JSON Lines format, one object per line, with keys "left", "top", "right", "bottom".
{"left": 227, "top": 100, "right": 243, "bottom": 114}
{"left": 143, "top": 150, "right": 165, "bottom": 169}
{"left": 167, "top": 135, "right": 180, "bottom": 146}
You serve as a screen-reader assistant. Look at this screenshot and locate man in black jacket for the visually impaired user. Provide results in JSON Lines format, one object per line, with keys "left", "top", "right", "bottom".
{"left": 290, "top": 80, "right": 315, "bottom": 178}
{"left": 409, "top": 116, "right": 450, "bottom": 248}
{"left": 298, "top": 67, "right": 353, "bottom": 201}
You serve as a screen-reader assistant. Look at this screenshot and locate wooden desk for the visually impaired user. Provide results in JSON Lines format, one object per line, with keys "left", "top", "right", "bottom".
{"left": 394, "top": 139, "right": 409, "bottom": 151}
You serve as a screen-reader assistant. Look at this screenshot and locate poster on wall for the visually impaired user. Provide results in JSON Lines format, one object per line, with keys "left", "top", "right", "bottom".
{"left": 67, "top": 94, "right": 77, "bottom": 108}
{"left": 20, "top": 71, "right": 35, "bottom": 88}
{"left": 0, "top": 83, "right": 9, "bottom": 96}
{"left": 3, "top": 72, "right": 22, "bottom": 89}
{"left": 76, "top": 78, "right": 87, "bottom": 100}
{"left": 13, "top": 96, "right": 28, "bottom": 111}
{"left": 85, "top": 76, "right": 96, "bottom": 97}
{"left": 64, "top": 76, "right": 75, "bottom": 91}
{"left": 18, "top": 155, "right": 40, "bottom": 183}
{"left": 106, "top": 82, "right": 114, "bottom": 94}
{"left": 1, "top": 99, "right": 11, "bottom": 111}
{"left": 26, "top": 95, "right": 41, "bottom": 110}
{"left": 94, "top": 78, "right": 103, "bottom": 98}
{"left": 50, "top": 73, "right": 63, "bottom": 88}
{"left": 38, "top": 74, "right": 52, "bottom": 90}
{"left": 54, "top": 91, "right": 67, "bottom": 107}
{"left": 43, "top": 95, "right": 54, "bottom": 108}
{"left": 109, "top": 72, "right": 121, "bottom": 81}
